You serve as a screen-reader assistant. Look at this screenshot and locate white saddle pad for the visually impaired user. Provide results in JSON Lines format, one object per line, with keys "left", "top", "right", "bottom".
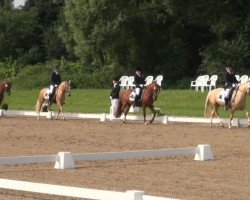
{"left": 44, "top": 89, "right": 50, "bottom": 100}
{"left": 129, "top": 91, "right": 136, "bottom": 102}
{"left": 217, "top": 90, "right": 225, "bottom": 102}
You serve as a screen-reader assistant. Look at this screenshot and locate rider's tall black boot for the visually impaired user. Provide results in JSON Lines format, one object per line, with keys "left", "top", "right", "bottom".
{"left": 224, "top": 97, "right": 229, "bottom": 110}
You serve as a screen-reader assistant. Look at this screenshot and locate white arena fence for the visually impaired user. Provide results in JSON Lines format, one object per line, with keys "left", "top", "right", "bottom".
{"left": 0, "top": 109, "right": 248, "bottom": 127}
{"left": 0, "top": 178, "right": 179, "bottom": 200}
{"left": 0, "top": 145, "right": 214, "bottom": 169}
{"left": 0, "top": 145, "right": 213, "bottom": 200}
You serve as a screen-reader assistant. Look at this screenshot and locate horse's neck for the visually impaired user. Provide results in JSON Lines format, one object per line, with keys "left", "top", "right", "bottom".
{"left": 232, "top": 86, "right": 247, "bottom": 106}
{"left": 0, "top": 84, "right": 4, "bottom": 95}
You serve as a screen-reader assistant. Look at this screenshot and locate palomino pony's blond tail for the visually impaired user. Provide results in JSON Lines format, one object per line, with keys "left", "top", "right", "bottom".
{"left": 36, "top": 99, "right": 41, "bottom": 113}
{"left": 204, "top": 94, "right": 211, "bottom": 117}
{"left": 114, "top": 100, "right": 122, "bottom": 118}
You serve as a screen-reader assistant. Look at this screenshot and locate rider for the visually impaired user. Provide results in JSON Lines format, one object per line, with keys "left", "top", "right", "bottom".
{"left": 110, "top": 77, "right": 121, "bottom": 116}
{"left": 49, "top": 66, "right": 61, "bottom": 105}
{"left": 224, "top": 65, "right": 238, "bottom": 110}
{"left": 133, "top": 67, "right": 145, "bottom": 106}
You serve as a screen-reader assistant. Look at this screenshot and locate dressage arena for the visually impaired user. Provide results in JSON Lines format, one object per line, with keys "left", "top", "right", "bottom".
{"left": 0, "top": 116, "right": 249, "bottom": 199}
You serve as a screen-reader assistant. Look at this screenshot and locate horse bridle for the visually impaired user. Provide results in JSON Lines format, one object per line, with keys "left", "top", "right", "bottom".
{"left": 4, "top": 82, "right": 11, "bottom": 95}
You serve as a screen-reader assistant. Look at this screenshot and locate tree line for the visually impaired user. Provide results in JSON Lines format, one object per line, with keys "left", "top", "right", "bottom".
{"left": 0, "top": 0, "right": 249, "bottom": 88}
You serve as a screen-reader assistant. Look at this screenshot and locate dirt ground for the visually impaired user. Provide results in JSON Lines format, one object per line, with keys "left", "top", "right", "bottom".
{"left": 0, "top": 116, "right": 249, "bottom": 200}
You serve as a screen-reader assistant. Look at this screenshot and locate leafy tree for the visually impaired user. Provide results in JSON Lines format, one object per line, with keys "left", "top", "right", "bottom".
{"left": 0, "top": 0, "right": 41, "bottom": 63}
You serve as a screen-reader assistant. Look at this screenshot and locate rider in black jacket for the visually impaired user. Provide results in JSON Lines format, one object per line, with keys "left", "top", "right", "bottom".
{"left": 224, "top": 66, "right": 238, "bottom": 110}
{"left": 49, "top": 67, "right": 61, "bottom": 105}
{"left": 133, "top": 67, "right": 145, "bottom": 106}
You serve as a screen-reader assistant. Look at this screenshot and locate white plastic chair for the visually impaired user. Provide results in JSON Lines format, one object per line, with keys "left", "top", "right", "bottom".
{"left": 235, "top": 75, "right": 240, "bottom": 82}
{"left": 127, "top": 76, "right": 135, "bottom": 89}
{"left": 154, "top": 75, "right": 163, "bottom": 86}
{"left": 205, "top": 75, "right": 218, "bottom": 91}
{"left": 190, "top": 75, "right": 204, "bottom": 91}
{"left": 144, "top": 76, "right": 154, "bottom": 86}
{"left": 119, "top": 76, "right": 128, "bottom": 90}
{"left": 240, "top": 75, "right": 248, "bottom": 84}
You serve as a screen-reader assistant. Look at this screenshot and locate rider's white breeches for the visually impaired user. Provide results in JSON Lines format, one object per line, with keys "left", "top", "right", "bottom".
{"left": 135, "top": 88, "right": 140, "bottom": 95}
{"left": 225, "top": 88, "right": 231, "bottom": 98}
{"left": 49, "top": 85, "right": 55, "bottom": 94}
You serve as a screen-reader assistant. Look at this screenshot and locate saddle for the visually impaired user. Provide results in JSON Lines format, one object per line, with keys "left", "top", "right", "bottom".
{"left": 217, "top": 87, "right": 236, "bottom": 105}
{"left": 129, "top": 88, "right": 144, "bottom": 105}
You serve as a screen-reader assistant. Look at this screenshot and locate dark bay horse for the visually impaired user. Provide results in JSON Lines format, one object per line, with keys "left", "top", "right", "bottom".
{"left": 36, "top": 81, "right": 71, "bottom": 120}
{"left": 204, "top": 82, "right": 250, "bottom": 128}
{"left": 0, "top": 80, "right": 11, "bottom": 106}
{"left": 115, "top": 82, "right": 161, "bottom": 124}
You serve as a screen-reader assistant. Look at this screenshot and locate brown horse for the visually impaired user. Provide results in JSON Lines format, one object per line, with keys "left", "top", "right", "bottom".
{"left": 0, "top": 80, "right": 11, "bottom": 106}
{"left": 36, "top": 81, "right": 71, "bottom": 120}
{"left": 115, "top": 82, "right": 161, "bottom": 124}
{"left": 204, "top": 82, "right": 250, "bottom": 128}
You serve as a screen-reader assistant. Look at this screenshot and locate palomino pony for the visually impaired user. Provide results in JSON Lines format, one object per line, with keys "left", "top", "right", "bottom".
{"left": 115, "top": 82, "right": 161, "bottom": 124}
{"left": 0, "top": 80, "right": 11, "bottom": 106}
{"left": 204, "top": 82, "right": 250, "bottom": 128}
{"left": 36, "top": 81, "right": 71, "bottom": 120}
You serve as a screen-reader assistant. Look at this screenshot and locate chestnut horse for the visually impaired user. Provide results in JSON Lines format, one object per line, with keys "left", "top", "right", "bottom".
{"left": 36, "top": 81, "right": 71, "bottom": 120}
{"left": 115, "top": 82, "right": 161, "bottom": 124}
{"left": 204, "top": 82, "right": 250, "bottom": 128}
{"left": 0, "top": 80, "right": 11, "bottom": 106}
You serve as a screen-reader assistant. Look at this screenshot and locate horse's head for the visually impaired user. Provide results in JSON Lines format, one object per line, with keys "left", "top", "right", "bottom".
{"left": 2, "top": 81, "right": 11, "bottom": 95}
{"left": 58, "top": 80, "right": 71, "bottom": 95}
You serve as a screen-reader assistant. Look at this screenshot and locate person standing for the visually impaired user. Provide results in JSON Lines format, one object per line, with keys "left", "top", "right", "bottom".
{"left": 49, "top": 66, "right": 61, "bottom": 105}
{"left": 224, "top": 65, "right": 238, "bottom": 110}
{"left": 133, "top": 67, "right": 145, "bottom": 106}
{"left": 110, "top": 77, "right": 120, "bottom": 116}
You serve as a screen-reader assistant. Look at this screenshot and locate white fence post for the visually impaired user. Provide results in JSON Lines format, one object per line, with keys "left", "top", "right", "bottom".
{"left": 0, "top": 109, "right": 3, "bottom": 116}
{"left": 162, "top": 115, "right": 168, "bottom": 124}
{"left": 54, "top": 152, "right": 75, "bottom": 169}
{"left": 46, "top": 111, "right": 52, "bottom": 119}
{"left": 100, "top": 113, "right": 106, "bottom": 122}
{"left": 194, "top": 144, "right": 214, "bottom": 161}
{"left": 126, "top": 190, "right": 145, "bottom": 200}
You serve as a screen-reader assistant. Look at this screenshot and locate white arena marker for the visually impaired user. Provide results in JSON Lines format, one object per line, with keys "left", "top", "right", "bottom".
{"left": 46, "top": 111, "right": 52, "bottom": 119}
{"left": 162, "top": 115, "right": 168, "bottom": 124}
{"left": 54, "top": 152, "right": 75, "bottom": 169}
{"left": 194, "top": 144, "right": 214, "bottom": 161}
{"left": 0, "top": 109, "right": 3, "bottom": 117}
{"left": 126, "top": 190, "right": 145, "bottom": 200}
{"left": 100, "top": 113, "right": 106, "bottom": 122}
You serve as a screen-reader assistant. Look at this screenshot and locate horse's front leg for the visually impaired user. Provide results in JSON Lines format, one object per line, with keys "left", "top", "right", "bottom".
{"left": 245, "top": 111, "right": 249, "bottom": 127}
{"left": 142, "top": 107, "right": 146, "bottom": 124}
{"left": 148, "top": 105, "right": 156, "bottom": 124}
{"left": 56, "top": 103, "right": 64, "bottom": 120}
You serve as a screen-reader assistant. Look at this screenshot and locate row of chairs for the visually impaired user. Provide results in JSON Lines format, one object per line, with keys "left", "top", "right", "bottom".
{"left": 119, "top": 75, "right": 163, "bottom": 89}
{"left": 190, "top": 74, "right": 250, "bottom": 92}
{"left": 190, "top": 75, "right": 218, "bottom": 92}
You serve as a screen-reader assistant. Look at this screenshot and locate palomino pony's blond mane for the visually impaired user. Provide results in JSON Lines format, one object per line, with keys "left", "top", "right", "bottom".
{"left": 204, "top": 82, "right": 250, "bottom": 128}
{"left": 36, "top": 80, "right": 71, "bottom": 120}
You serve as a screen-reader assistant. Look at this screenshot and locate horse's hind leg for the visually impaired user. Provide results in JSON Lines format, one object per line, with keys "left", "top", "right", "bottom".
{"left": 36, "top": 98, "right": 44, "bottom": 120}
{"left": 211, "top": 106, "right": 224, "bottom": 127}
{"left": 123, "top": 105, "right": 130, "bottom": 123}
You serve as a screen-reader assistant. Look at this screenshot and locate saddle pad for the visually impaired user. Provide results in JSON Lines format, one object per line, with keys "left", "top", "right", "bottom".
{"left": 217, "top": 90, "right": 225, "bottom": 102}
{"left": 44, "top": 89, "right": 50, "bottom": 100}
